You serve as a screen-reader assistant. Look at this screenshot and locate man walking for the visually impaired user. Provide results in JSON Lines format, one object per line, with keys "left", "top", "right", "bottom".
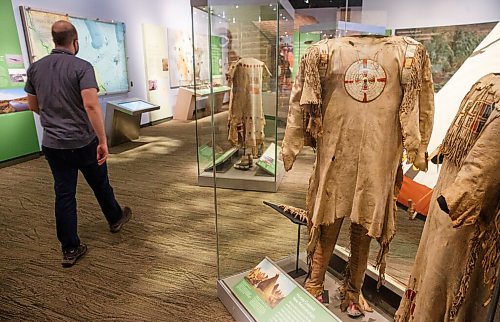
{"left": 25, "top": 20, "right": 132, "bottom": 268}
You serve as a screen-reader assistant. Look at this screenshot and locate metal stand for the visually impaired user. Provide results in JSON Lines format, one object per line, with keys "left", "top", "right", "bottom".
{"left": 263, "top": 201, "right": 307, "bottom": 278}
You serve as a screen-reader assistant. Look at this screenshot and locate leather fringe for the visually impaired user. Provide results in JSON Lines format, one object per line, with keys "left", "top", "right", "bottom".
{"left": 299, "top": 46, "right": 324, "bottom": 142}
{"left": 400, "top": 44, "right": 426, "bottom": 162}
{"left": 441, "top": 88, "right": 492, "bottom": 168}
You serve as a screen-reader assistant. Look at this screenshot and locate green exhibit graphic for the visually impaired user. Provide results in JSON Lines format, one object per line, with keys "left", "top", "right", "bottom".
{"left": 198, "top": 144, "right": 238, "bottom": 171}
{"left": 21, "top": 7, "right": 129, "bottom": 95}
{"left": 0, "top": 110, "right": 40, "bottom": 162}
{"left": 292, "top": 32, "right": 320, "bottom": 79}
{"left": 0, "top": 0, "right": 26, "bottom": 89}
{"left": 0, "top": 0, "right": 40, "bottom": 162}
{"left": 211, "top": 35, "right": 222, "bottom": 76}
{"left": 230, "top": 258, "right": 340, "bottom": 322}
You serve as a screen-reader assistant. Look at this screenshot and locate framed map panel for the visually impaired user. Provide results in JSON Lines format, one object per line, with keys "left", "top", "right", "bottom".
{"left": 20, "top": 7, "right": 129, "bottom": 95}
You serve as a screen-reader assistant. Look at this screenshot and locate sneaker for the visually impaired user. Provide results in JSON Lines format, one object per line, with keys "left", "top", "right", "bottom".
{"left": 61, "top": 244, "right": 87, "bottom": 268}
{"left": 110, "top": 206, "right": 132, "bottom": 233}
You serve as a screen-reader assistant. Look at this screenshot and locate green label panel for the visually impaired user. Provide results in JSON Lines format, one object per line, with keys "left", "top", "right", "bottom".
{"left": 0, "top": 111, "right": 40, "bottom": 162}
{"left": 0, "top": 0, "right": 26, "bottom": 89}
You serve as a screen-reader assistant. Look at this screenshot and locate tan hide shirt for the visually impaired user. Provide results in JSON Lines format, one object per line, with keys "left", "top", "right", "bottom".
{"left": 227, "top": 57, "right": 271, "bottom": 151}
{"left": 396, "top": 73, "right": 500, "bottom": 322}
{"left": 281, "top": 36, "right": 434, "bottom": 254}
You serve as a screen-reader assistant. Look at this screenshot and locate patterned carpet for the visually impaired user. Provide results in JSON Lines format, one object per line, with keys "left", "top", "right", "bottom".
{"left": 0, "top": 115, "right": 425, "bottom": 321}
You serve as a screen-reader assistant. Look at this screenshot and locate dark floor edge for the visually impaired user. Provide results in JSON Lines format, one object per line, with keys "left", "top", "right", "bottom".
{"left": 0, "top": 152, "right": 42, "bottom": 169}
{"left": 140, "top": 116, "right": 173, "bottom": 128}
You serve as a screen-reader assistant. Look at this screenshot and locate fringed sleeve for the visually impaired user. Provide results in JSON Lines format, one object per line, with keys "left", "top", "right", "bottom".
{"left": 281, "top": 45, "right": 323, "bottom": 171}
{"left": 414, "top": 53, "right": 435, "bottom": 171}
{"left": 399, "top": 37, "right": 435, "bottom": 171}
{"left": 442, "top": 110, "right": 499, "bottom": 318}
{"left": 440, "top": 111, "right": 499, "bottom": 228}
{"left": 227, "top": 60, "right": 242, "bottom": 146}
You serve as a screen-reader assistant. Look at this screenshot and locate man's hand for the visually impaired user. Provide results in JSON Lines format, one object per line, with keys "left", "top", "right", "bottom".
{"left": 82, "top": 88, "right": 109, "bottom": 163}
{"left": 97, "top": 141, "right": 108, "bottom": 165}
{"left": 27, "top": 94, "right": 40, "bottom": 114}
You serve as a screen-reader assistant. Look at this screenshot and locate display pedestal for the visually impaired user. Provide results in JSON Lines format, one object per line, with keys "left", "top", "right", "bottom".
{"left": 198, "top": 162, "right": 285, "bottom": 192}
{"left": 106, "top": 99, "right": 160, "bottom": 147}
{"left": 174, "top": 86, "right": 230, "bottom": 121}
{"left": 218, "top": 254, "right": 396, "bottom": 322}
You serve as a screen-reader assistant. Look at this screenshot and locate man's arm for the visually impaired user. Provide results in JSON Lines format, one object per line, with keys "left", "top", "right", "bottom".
{"left": 81, "top": 88, "right": 108, "bottom": 165}
{"left": 27, "top": 94, "right": 40, "bottom": 114}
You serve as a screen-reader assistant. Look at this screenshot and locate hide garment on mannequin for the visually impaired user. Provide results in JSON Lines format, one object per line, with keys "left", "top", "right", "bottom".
{"left": 396, "top": 73, "right": 500, "bottom": 322}
{"left": 282, "top": 35, "right": 435, "bottom": 313}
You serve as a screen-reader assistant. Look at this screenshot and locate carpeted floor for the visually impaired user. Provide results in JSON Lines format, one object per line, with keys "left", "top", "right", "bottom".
{"left": 0, "top": 114, "right": 425, "bottom": 321}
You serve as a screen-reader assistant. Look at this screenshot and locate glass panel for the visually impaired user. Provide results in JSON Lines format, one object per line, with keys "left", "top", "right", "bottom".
{"left": 199, "top": 1, "right": 297, "bottom": 280}
{"left": 192, "top": 6, "right": 220, "bottom": 176}
{"left": 193, "top": 0, "right": 500, "bottom": 319}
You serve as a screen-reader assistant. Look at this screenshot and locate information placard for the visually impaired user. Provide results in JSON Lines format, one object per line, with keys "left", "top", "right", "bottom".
{"left": 230, "top": 258, "right": 340, "bottom": 322}
{"left": 256, "top": 143, "right": 281, "bottom": 176}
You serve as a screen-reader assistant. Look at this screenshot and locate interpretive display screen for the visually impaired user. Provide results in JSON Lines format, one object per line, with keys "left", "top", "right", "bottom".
{"left": 230, "top": 258, "right": 340, "bottom": 322}
{"left": 118, "top": 100, "right": 157, "bottom": 112}
{"left": 20, "top": 7, "right": 129, "bottom": 95}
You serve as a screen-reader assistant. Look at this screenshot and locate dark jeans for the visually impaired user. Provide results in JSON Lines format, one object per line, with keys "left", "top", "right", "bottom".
{"left": 43, "top": 138, "right": 122, "bottom": 251}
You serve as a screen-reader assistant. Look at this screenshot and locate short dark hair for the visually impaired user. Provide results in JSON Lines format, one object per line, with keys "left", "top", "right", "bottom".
{"left": 52, "top": 21, "right": 78, "bottom": 46}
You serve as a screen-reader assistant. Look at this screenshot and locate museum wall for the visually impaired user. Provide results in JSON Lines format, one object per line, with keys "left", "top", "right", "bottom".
{"left": 10, "top": 0, "right": 193, "bottom": 144}
{"left": 360, "top": 0, "right": 500, "bottom": 29}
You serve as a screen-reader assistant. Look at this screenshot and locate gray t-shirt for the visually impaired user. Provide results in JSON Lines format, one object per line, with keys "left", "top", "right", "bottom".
{"left": 25, "top": 48, "right": 99, "bottom": 149}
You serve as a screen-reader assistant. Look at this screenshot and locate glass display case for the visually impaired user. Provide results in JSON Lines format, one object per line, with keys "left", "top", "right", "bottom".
{"left": 191, "top": 0, "right": 500, "bottom": 321}
{"left": 193, "top": 0, "right": 294, "bottom": 192}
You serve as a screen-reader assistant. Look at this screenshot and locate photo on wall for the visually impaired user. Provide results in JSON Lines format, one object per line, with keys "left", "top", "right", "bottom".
{"left": 148, "top": 80, "right": 158, "bottom": 91}
{"left": 167, "top": 29, "right": 220, "bottom": 88}
{"left": 167, "top": 29, "right": 194, "bottom": 88}
{"left": 395, "top": 21, "right": 497, "bottom": 91}
{"left": 162, "top": 58, "right": 169, "bottom": 71}
{"left": 8, "top": 69, "right": 27, "bottom": 83}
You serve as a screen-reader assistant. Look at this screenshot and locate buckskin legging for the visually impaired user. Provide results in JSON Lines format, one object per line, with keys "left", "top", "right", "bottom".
{"left": 304, "top": 218, "right": 372, "bottom": 303}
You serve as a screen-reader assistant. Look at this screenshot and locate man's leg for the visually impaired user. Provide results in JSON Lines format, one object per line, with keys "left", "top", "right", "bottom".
{"left": 304, "top": 218, "right": 344, "bottom": 299}
{"left": 342, "top": 222, "right": 372, "bottom": 315}
{"left": 76, "top": 139, "right": 123, "bottom": 227}
{"left": 43, "top": 147, "right": 80, "bottom": 250}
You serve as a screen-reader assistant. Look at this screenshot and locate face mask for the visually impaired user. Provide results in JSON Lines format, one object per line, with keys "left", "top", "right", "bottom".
{"left": 74, "top": 40, "right": 79, "bottom": 55}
